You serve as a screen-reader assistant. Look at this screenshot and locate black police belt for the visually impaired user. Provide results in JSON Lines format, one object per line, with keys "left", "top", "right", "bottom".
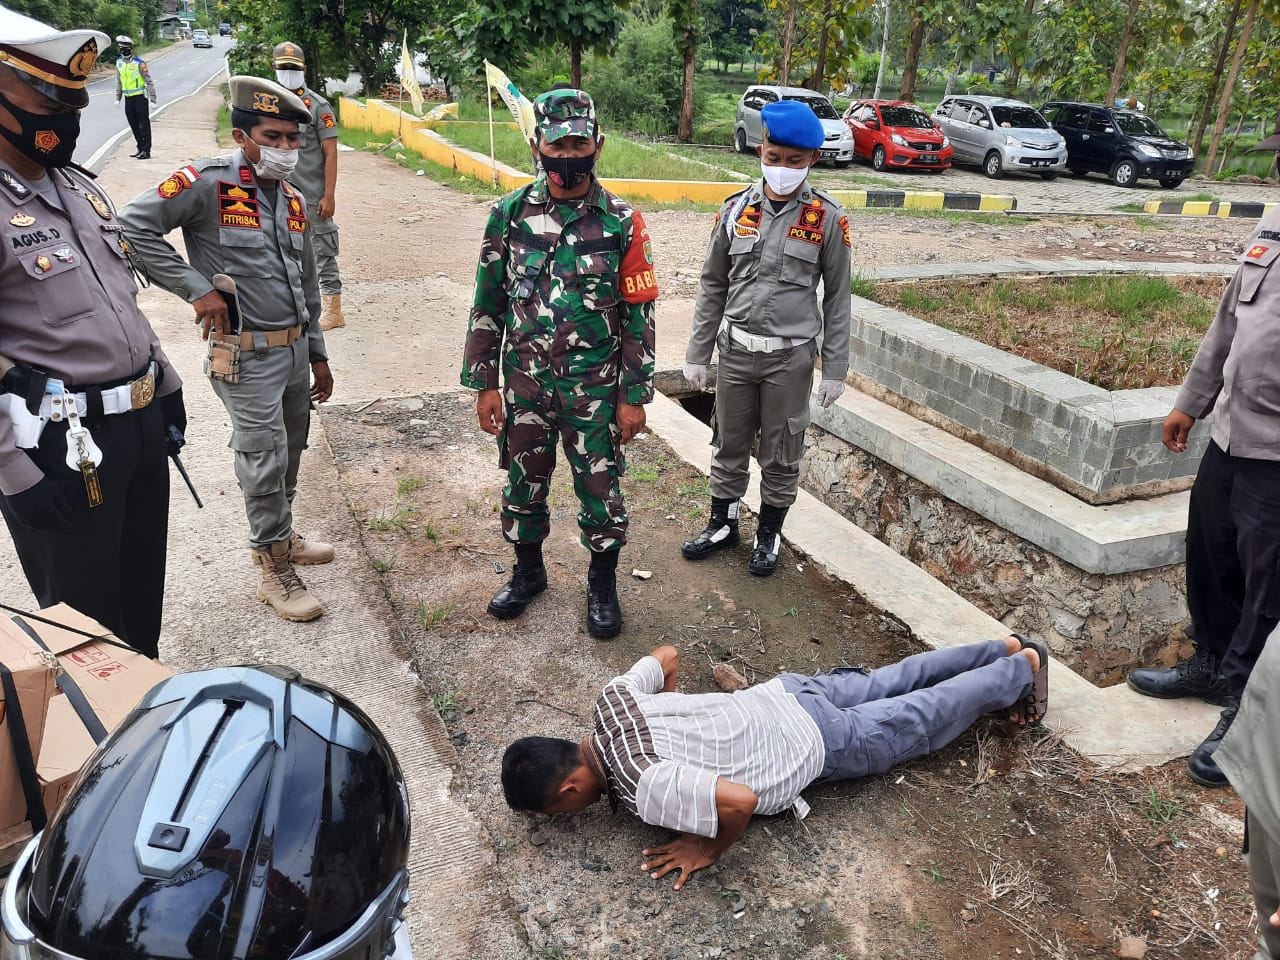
{"left": 0, "top": 356, "right": 161, "bottom": 421}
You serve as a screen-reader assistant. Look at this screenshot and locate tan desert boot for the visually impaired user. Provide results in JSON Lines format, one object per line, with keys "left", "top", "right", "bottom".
{"left": 320, "top": 293, "right": 346, "bottom": 331}
{"left": 289, "top": 530, "right": 335, "bottom": 565}
{"left": 252, "top": 540, "right": 324, "bottom": 622}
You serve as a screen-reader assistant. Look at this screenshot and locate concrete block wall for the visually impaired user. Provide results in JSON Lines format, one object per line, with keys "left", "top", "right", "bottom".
{"left": 845, "top": 296, "right": 1210, "bottom": 504}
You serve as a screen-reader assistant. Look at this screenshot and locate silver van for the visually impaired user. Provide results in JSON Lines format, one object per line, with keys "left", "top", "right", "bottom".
{"left": 734, "top": 85, "right": 854, "bottom": 167}
{"left": 932, "top": 95, "right": 1067, "bottom": 179}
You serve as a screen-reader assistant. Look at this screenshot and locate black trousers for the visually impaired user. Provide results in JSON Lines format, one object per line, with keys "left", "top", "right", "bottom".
{"left": 1186, "top": 441, "right": 1280, "bottom": 696}
{"left": 124, "top": 95, "right": 151, "bottom": 153}
{"left": 0, "top": 404, "right": 169, "bottom": 658}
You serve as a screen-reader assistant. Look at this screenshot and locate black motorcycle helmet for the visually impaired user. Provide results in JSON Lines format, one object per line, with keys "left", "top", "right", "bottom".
{"left": 1, "top": 664, "right": 411, "bottom": 960}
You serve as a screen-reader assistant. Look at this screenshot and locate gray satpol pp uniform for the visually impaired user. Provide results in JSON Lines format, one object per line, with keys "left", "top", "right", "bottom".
{"left": 291, "top": 86, "right": 340, "bottom": 295}
{"left": 686, "top": 182, "right": 851, "bottom": 506}
{"left": 119, "top": 149, "right": 325, "bottom": 549}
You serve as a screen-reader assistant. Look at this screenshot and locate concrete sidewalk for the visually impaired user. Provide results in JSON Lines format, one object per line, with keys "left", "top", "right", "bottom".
{"left": 0, "top": 87, "right": 524, "bottom": 957}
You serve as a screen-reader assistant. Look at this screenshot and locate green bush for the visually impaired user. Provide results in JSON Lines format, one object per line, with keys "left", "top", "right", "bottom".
{"left": 582, "top": 14, "right": 706, "bottom": 137}
{"left": 95, "top": 1, "right": 140, "bottom": 56}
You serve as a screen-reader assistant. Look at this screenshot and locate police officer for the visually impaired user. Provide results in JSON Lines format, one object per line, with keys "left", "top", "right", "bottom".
{"left": 461, "top": 88, "right": 658, "bottom": 640}
{"left": 681, "top": 99, "right": 851, "bottom": 576}
{"left": 120, "top": 76, "right": 334, "bottom": 623}
{"left": 271, "top": 40, "right": 344, "bottom": 331}
{"left": 1126, "top": 211, "right": 1280, "bottom": 787}
{"left": 0, "top": 9, "right": 184, "bottom": 659}
{"left": 114, "top": 34, "right": 155, "bottom": 159}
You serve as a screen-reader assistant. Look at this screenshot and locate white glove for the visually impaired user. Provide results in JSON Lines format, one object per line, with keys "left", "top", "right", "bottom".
{"left": 684, "top": 362, "right": 709, "bottom": 392}
{"left": 817, "top": 378, "right": 845, "bottom": 409}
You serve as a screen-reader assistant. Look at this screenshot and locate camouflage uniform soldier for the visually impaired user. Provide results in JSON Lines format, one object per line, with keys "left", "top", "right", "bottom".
{"left": 271, "top": 41, "right": 344, "bottom": 331}
{"left": 682, "top": 99, "right": 851, "bottom": 576}
{"left": 461, "top": 89, "right": 658, "bottom": 640}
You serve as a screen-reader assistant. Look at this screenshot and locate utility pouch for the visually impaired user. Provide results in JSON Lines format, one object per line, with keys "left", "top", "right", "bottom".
{"left": 206, "top": 336, "right": 241, "bottom": 383}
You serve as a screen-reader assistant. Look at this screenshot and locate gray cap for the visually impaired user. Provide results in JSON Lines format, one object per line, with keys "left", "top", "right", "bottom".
{"left": 228, "top": 74, "right": 309, "bottom": 123}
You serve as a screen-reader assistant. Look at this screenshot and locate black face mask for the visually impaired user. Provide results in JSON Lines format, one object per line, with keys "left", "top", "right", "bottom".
{"left": 119, "top": 46, "right": 133, "bottom": 57}
{"left": 538, "top": 149, "right": 597, "bottom": 190}
{"left": 0, "top": 91, "right": 80, "bottom": 168}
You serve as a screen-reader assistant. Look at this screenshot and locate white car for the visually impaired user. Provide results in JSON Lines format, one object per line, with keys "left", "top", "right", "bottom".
{"left": 192, "top": 29, "right": 212, "bottom": 48}
{"left": 734, "top": 85, "right": 854, "bottom": 167}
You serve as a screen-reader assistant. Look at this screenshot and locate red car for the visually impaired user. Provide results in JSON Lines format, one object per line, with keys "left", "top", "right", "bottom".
{"left": 843, "top": 100, "right": 953, "bottom": 172}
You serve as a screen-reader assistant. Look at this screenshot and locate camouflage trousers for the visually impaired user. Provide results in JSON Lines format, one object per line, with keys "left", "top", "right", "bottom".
{"left": 499, "top": 390, "right": 627, "bottom": 553}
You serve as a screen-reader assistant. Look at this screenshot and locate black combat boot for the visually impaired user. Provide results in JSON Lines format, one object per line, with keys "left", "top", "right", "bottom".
{"left": 586, "top": 549, "right": 622, "bottom": 639}
{"left": 1126, "top": 649, "right": 1232, "bottom": 705}
{"left": 487, "top": 542, "right": 548, "bottom": 619}
{"left": 1187, "top": 698, "right": 1239, "bottom": 788}
{"left": 681, "top": 496, "right": 741, "bottom": 560}
{"left": 748, "top": 503, "right": 789, "bottom": 577}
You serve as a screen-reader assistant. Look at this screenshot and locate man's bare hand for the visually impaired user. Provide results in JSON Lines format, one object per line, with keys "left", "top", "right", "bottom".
{"left": 318, "top": 194, "right": 336, "bottom": 220}
{"left": 617, "top": 403, "right": 646, "bottom": 443}
{"left": 477, "top": 389, "right": 504, "bottom": 436}
{"left": 641, "top": 835, "right": 717, "bottom": 891}
{"left": 190, "top": 290, "right": 230, "bottom": 341}
{"left": 310, "top": 361, "right": 333, "bottom": 403}
{"left": 1162, "top": 408, "right": 1194, "bottom": 453}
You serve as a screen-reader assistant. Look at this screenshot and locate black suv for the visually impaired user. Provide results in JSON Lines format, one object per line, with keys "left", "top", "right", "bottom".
{"left": 1040, "top": 101, "right": 1194, "bottom": 188}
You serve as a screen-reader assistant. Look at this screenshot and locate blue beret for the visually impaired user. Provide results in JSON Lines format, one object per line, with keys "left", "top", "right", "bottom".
{"left": 761, "top": 100, "right": 825, "bottom": 149}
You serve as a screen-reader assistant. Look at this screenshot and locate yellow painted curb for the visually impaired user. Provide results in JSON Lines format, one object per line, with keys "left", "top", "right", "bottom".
{"left": 1141, "top": 198, "right": 1278, "bottom": 218}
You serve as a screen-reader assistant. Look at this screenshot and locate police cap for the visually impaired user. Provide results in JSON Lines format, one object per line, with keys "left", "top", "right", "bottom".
{"left": 761, "top": 99, "right": 825, "bottom": 150}
{"left": 272, "top": 40, "right": 304, "bottom": 68}
{"left": 228, "top": 74, "right": 309, "bottom": 123}
{"left": 533, "top": 88, "right": 597, "bottom": 142}
{"left": 0, "top": 6, "right": 107, "bottom": 109}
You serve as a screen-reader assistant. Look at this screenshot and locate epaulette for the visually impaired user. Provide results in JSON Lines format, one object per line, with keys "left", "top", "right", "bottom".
{"left": 808, "top": 185, "right": 845, "bottom": 210}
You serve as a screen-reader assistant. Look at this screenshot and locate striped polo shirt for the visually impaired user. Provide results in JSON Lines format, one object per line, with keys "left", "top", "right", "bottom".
{"left": 589, "top": 656, "right": 824, "bottom": 838}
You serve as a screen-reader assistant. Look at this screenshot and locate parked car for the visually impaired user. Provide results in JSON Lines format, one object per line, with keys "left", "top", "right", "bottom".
{"left": 842, "top": 99, "right": 952, "bottom": 172}
{"left": 932, "top": 95, "right": 1067, "bottom": 179}
{"left": 192, "top": 28, "right": 212, "bottom": 47}
{"left": 734, "top": 85, "right": 854, "bottom": 167}
{"left": 219, "top": 22, "right": 231, "bottom": 35}
{"left": 1040, "top": 101, "right": 1194, "bottom": 188}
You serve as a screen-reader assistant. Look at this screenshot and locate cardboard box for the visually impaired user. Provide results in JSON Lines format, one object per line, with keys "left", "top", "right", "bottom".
{"left": 11, "top": 604, "right": 173, "bottom": 825}
{"left": 0, "top": 620, "right": 57, "bottom": 833}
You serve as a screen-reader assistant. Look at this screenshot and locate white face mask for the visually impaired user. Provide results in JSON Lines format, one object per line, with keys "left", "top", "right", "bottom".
{"left": 251, "top": 144, "right": 299, "bottom": 181}
{"left": 760, "top": 161, "right": 808, "bottom": 196}
{"left": 275, "top": 69, "right": 305, "bottom": 90}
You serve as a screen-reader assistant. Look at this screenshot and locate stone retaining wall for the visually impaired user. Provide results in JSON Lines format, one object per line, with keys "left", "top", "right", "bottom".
{"left": 800, "top": 428, "right": 1191, "bottom": 684}
{"left": 845, "top": 295, "right": 1211, "bottom": 504}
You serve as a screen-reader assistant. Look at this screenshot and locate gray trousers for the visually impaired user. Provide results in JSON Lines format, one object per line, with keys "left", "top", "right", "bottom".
{"left": 211, "top": 337, "right": 311, "bottom": 549}
{"left": 310, "top": 203, "right": 341, "bottom": 295}
{"left": 1248, "top": 812, "right": 1280, "bottom": 959}
{"left": 711, "top": 330, "right": 815, "bottom": 508}
{"left": 779, "top": 639, "right": 1031, "bottom": 781}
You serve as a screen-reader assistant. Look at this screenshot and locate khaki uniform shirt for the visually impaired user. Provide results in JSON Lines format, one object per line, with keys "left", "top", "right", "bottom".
{"left": 687, "top": 180, "right": 852, "bottom": 379}
{"left": 0, "top": 165, "right": 180, "bottom": 495}
{"left": 1175, "top": 208, "right": 1280, "bottom": 459}
{"left": 291, "top": 86, "right": 338, "bottom": 234}
{"left": 118, "top": 150, "right": 326, "bottom": 362}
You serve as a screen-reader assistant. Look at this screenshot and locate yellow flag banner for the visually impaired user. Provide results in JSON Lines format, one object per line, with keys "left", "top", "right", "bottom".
{"left": 484, "top": 60, "right": 535, "bottom": 141}
{"left": 400, "top": 30, "right": 424, "bottom": 115}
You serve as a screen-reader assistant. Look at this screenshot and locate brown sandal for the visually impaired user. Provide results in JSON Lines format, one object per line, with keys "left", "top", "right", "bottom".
{"left": 1009, "top": 633, "right": 1049, "bottom": 726}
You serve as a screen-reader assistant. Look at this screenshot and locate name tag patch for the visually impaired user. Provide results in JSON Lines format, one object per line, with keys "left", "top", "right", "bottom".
{"left": 219, "top": 182, "right": 260, "bottom": 228}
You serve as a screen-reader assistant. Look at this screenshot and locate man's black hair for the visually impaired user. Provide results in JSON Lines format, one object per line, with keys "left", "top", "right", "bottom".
{"left": 501, "top": 737, "right": 581, "bottom": 811}
{"left": 549, "top": 81, "right": 575, "bottom": 90}
{"left": 230, "top": 107, "right": 266, "bottom": 134}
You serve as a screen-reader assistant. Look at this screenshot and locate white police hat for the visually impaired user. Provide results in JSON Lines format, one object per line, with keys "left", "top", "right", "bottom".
{"left": 0, "top": 4, "right": 107, "bottom": 108}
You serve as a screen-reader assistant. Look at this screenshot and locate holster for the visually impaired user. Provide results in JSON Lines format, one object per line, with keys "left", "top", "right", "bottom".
{"left": 0, "top": 392, "right": 50, "bottom": 448}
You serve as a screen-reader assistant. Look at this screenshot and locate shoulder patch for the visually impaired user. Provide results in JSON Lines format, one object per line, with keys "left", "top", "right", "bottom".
{"left": 839, "top": 214, "right": 851, "bottom": 248}
{"left": 620, "top": 210, "right": 658, "bottom": 304}
{"left": 321, "top": 112, "right": 336, "bottom": 129}
{"left": 157, "top": 176, "right": 184, "bottom": 199}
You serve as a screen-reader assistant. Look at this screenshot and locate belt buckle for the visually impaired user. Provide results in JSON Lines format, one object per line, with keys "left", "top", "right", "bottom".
{"left": 745, "top": 333, "right": 766, "bottom": 352}
{"left": 130, "top": 372, "right": 156, "bottom": 410}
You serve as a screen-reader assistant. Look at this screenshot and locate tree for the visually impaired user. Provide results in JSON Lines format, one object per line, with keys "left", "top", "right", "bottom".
{"left": 897, "top": 0, "right": 927, "bottom": 100}
{"left": 462, "top": 0, "right": 624, "bottom": 88}
{"left": 755, "top": 0, "right": 871, "bottom": 91}
{"left": 1105, "top": 0, "right": 1142, "bottom": 106}
{"left": 1191, "top": 0, "right": 1243, "bottom": 156}
{"left": 1204, "top": 0, "right": 1260, "bottom": 174}
{"left": 670, "top": 0, "right": 698, "bottom": 140}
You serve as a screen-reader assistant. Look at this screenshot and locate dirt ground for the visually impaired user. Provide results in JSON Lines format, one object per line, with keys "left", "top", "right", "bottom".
{"left": 322, "top": 396, "right": 1257, "bottom": 960}
{"left": 869, "top": 275, "right": 1228, "bottom": 391}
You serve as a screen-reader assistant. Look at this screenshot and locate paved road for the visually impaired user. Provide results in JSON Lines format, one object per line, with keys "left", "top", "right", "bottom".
{"left": 77, "top": 37, "right": 231, "bottom": 171}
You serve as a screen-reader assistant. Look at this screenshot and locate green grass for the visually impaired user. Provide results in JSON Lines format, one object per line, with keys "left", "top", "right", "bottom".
{"left": 431, "top": 690, "right": 461, "bottom": 715}
{"left": 850, "top": 274, "right": 875, "bottom": 298}
{"left": 371, "top": 557, "right": 396, "bottom": 574}
{"left": 396, "top": 476, "right": 424, "bottom": 497}
{"left": 367, "top": 505, "right": 415, "bottom": 532}
{"left": 415, "top": 598, "right": 454, "bottom": 632}
{"left": 1143, "top": 787, "right": 1183, "bottom": 825}
{"left": 434, "top": 122, "right": 733, "bottom": 182}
